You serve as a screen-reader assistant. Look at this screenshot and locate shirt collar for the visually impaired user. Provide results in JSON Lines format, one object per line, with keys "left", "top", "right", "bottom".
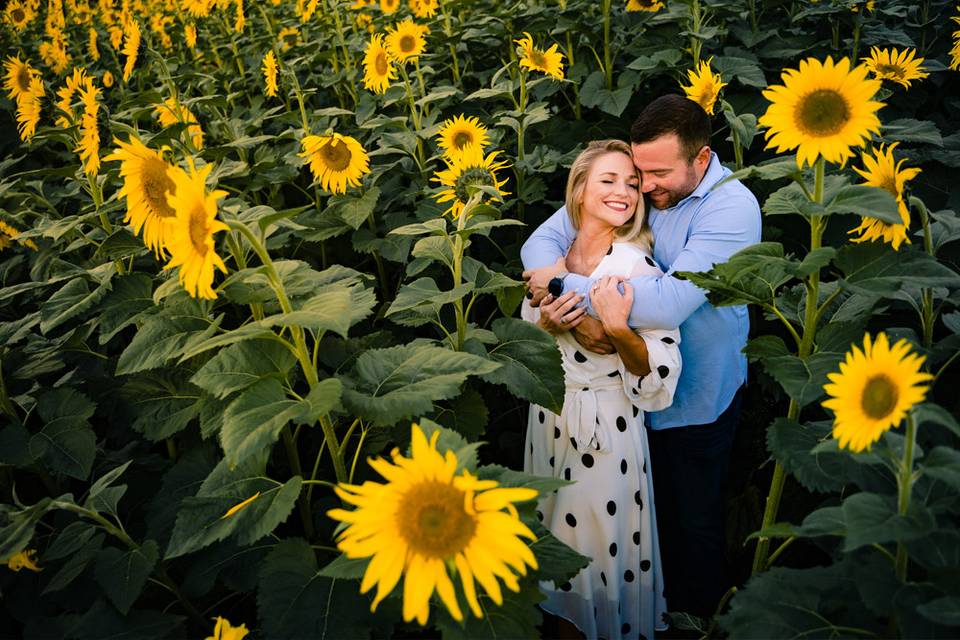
{"left": 654, "top": 151, "right": 729, "bottom": 212}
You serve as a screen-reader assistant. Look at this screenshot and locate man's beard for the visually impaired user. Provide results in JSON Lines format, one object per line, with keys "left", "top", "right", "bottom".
{"left": 645, "top": 165, "right": 700, "bottom": 209}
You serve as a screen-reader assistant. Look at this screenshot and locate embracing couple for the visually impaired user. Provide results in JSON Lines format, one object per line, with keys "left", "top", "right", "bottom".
{"left": 520, "top": 94, "right": 761, "bottom": 639}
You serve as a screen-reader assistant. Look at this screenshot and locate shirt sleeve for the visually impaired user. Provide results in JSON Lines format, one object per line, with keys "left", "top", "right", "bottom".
{"left": 564, "top": 192, "right": 761, "bottom": 330}
{"left": 618, "top": 328, "right": 682, "bottom": 412}
{"left": 519, "top": 206, "right": 577, "bottom": 270}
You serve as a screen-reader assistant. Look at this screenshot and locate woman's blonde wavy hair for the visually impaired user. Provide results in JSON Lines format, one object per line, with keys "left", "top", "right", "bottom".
{"left": 565, "top": 139, "right": 653, "bottom": 252}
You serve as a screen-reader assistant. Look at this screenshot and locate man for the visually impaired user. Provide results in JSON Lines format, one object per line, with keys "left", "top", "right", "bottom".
{"left": 521, "top": 94, "right": 761, "bottom": 619}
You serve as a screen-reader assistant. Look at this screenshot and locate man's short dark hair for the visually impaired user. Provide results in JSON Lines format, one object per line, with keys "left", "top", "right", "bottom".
{"left": 629, "top": 94, "right": 711, "bottom": 161}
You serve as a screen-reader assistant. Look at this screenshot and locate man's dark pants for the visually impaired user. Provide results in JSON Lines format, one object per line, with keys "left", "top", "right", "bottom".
{"left": 646, "top": 386, "right": 743, "bottom": 618}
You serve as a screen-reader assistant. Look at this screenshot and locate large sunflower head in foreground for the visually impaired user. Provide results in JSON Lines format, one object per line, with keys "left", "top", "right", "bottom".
{"left": 299, "top": 132, "right": 370, "bottom": 194}
{"left": 759, "top": 56, "right": 883, "bottom": 168}
{"left": 848, "top": 143, "right": 920, "bottom": 251}
{"left": 328, "top": 423, "right": 539, "bottom": 625}
{"left": 104, "top": 135, "right": 179, "bottom": 256}
{"left": 433, "top": 144, "right": 510, "bottom": 218}
{"left": 363, "top": 33, "right": 396, "bottom": 94}
{"left": 822, "top": 332, "right": 932, "bottom": 453}
{"left": 4, "top": 54, "right": 37, "bottom": 101}
{"left": 681, "top": 57, "right": 726, "bottom": 116}
{"left": 514, "top": 32, "right": 565, "bottom": 80}
{"left": 163, "top": 160, "right": 229, "bottom": 300}
{"left": 626, "top": 0, "right": 665, "bottom": 11}
{"left": 862, "top": 46, "right": 928, "bottom": 89}
{"left": 385, "top": 18, "right": 429, "bottom": 63}
{"left": 436, "top": 114, "right": 490, "bottom": 161}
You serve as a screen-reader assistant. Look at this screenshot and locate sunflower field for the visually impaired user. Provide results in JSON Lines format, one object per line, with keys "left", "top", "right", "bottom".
{"left": 2, "top": 0, "right": 960, "bottom": 637}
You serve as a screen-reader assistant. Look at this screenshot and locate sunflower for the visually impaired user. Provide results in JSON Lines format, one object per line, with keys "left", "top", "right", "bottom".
{"left": 822, "top": 333, "right": 932, "bottom": 452}
{"left": 233, "top": 0, "right": 244, "bottom": 33}
{"left": 328, "top": 424, "right": 539, "bottom": 625}
{"left": 182, "top": 0, "right": 214, "bottom": 18}
{"left": 301, "top": 0, "right": 320, "bottom": 22}
{"left": 436, "top": 114, "right": 490, "bottom": 161}
{"left": 952, "top": 9, "right": 960, "bottom": 71}
{"left": 185, "top": 23, "right": 197, "bottom": 49}
{"left": 4, "top": 55, "right": 37, "bottom": 101}
{"left": 299, "top": 132, "right": 370, "bottom": 194}
{"left": 5, "top": 1, "right": 34, "bottom": 31}
{"left": 681, "top": 57, "right": 726, "bottom": 115}
{"left": 277, "top": 26, "right": 299, "bottom": 50}
{"left": 851, "top": 0, "right": 875, "bottom": 11}
{"left": 16, "top": 76, "right": 44, "bottom": 142}
{"left": 0, "top": 219, "right": 38, "bottom": 251}
{"left": 103, "top": 135, "right": 179, "bottom": 255}
{"left": 515, "top": 32, "right": 565, "bottom": 80}
{"left": 848, "top": 143, "right": 920, "bottom": 251}
{"left": 109, "top": 25, "right": 123, "bottom": 49}
{"left": 626, "top": 0, "right": 665, "bottom": 11}
{"left": 380, "top": 0, "right": 399, "bottom": 14}
{"left": 75, "top": 78, "right": 100, "bottom": 175}
{"left": 54, "top": 66, "right": 86, "bottom": 127}
{"left": 102, "top": 71, "right": 114, "bottom": 87}
{"left": 356, "top": 12, "right": 374, "bottom": 32}
{"left": 759, "top": 56, "right": 883, "bottom": 168}
{"left": 385, "top": 19, "right": 429, "bottom": 63}
{"left": 121, "top": 20, "right": 140, "bottom": 82}
{"left": 362, "top": 33, "right": 396, "bottom": 94}
{"left": 204, "top": 617, "right": 248, "bottom": 640}
{"left": 409, "top": 0, "right": 439, "bottom": 18}
{"left": 6, "top": 549, "right": 42, "bottom": 572}
{"left": 163, "top": 160, "right": 229, "bottom": 300}
{"left": 862, "top": 47, "right": 928, "bottom": 89}
{"left": 154, "top": 97, "right": 204, "bottom": 150}
{"left": 433, "top": 144, "right": 510, "bottom": 218}
{"left": 261, "top": 50, "right": 279, "bottom": 98}
{"left": 151, "top": 14, "right": 174, "bottom": 51}
{"left": 87, "top": 27, "right": 100, "bottom": 60}
{"left": 39, "top": 32, "right": 71, "bottom": 74}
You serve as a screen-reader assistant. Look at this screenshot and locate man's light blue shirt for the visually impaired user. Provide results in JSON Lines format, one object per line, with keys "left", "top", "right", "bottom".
{"left": 520, "top": 152, "right": 761, "bottom": 429}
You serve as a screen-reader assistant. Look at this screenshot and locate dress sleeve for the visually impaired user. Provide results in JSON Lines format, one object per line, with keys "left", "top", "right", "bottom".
{"left": 618, "top": 328, "right": 681, "bottom": 412}
{"left": 520, "top": 298, "right": 541, "bottom": 324}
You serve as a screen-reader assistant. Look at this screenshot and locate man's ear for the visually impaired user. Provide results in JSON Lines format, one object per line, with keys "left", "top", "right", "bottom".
{"left": 696, "top": 145, "right": 711, "bottom": 168}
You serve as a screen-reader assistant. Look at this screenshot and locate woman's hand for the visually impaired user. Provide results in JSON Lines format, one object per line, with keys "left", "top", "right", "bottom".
{"left": 590, "top": 276, "right": 633, "bottom": 335}
{"left": 537, "top": 291, "right": 587, "bottom": 335}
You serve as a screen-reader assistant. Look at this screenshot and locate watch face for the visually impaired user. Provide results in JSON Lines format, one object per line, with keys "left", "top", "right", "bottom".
{"left": 548, "top": 277, "right": 563, "bottom": 297}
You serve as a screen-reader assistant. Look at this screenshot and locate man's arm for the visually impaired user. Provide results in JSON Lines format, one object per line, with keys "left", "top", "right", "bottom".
{"left": 520, "top": 206, "right": 577, "bottom": 269}
{"left": 570, "top": 193, "right": 761, "bottom": 330}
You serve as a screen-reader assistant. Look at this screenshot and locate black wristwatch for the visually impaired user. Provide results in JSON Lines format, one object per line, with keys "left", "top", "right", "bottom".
{"left": 547, "top": 273, "right": 567, "bottom": 297}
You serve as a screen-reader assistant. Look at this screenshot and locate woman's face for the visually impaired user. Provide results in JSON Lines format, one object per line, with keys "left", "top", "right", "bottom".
{"left": 578, "top": 152, "right": 641, "bottom": 229}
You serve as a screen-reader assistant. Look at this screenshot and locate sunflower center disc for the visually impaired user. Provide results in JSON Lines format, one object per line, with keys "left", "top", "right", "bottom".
{"left": 797, "top": 89, "right": 850, "bottom": 137}
{"left": 400, "top": 35, "right": 415, "bottom": 53}
{"left": 531, "top": 50, "right": 547, "bottom": 69}
{"left": 143, "top": 157, "right": 177, "bottom": 218}
{"left": 861, "top": 374, "right": 898, "bottom": 420}
{"left": 453, "top": 131, "right": 473, "bottom": 149}
{"left": 455, "top": 167, "right": 495, "bottom": 204}
{"left": 375, "top": 51, "right": 388, "bottom": 76}
{"left": 321, "top": 139, "right": 352, "bottom": 172}
{"left": 188, "top": 205, "right": 209, "bottom": 256}
{"left": 13, "top": 8, "right": 25, "bottom": 21}
{"left": 397, "top": 481, "right": 477, "bottom": 559}
{"left": 875, "top": 63, "right": 905, "bottom": 79}
{"left": 16, "top": 66, "right": 30, "bottom": 92}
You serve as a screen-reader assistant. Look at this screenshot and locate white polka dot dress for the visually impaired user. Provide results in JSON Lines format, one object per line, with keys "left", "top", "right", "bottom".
{"left": 522, "top": 241, "right": 680, "bottom": 640}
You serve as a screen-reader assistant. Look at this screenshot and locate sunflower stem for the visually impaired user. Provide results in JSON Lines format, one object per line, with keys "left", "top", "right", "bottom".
{"left": 754, "top": 161, "right": 826, "bottom": 574}
{"left": 565, "top": 33, "right": 582, "bottom": 120}
{"left": 912, "top": 196, "right": 936, "bottom": 351}
{"left": 601, "top": 0, "right": 613, "bottom": 90}
{"left": 451, "top": 191, "right": 483, "bottom": 351}
{"left": 894, "top": 413, "right": 917, "bottom": 583}
{"left": 688, "top": 0, "right": 703, "bottom": 66}
{"left": 440, "top": 3, "right": 461, "bottom": 84}
{"left": 515, "top": 71, "right": 528, "bottom": 221}
{"left": 398, "top": 65, "right": 425, "bottom": 170}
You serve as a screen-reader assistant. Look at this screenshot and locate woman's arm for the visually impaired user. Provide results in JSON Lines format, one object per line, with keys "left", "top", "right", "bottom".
{"left": 606, "top": 326, "right": 651, "bottom": 377}
{"left": 590, "top": 276, "right": 650, "bottom": 376}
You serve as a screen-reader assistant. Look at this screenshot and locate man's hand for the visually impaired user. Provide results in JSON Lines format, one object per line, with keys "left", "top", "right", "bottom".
{"left": 537, "top": 292, "right": 586, "bottom": 335}
{"left": 522, "top": 256, "right": 566, "bottom": 307}
{"left": 570, "top": 316, "right": 615, "bottom": 355}
{"left": 591, "top": 275, "right": 632, "bottom": 335}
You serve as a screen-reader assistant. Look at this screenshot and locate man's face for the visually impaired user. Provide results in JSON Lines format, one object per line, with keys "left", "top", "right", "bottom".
{"left": 631, "top": 134, "right": 709, "bottom": 210}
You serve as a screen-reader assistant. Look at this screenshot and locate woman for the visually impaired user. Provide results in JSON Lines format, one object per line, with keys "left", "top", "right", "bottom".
{"left": 522, "top": 140, "right": 680, "bottom": 640}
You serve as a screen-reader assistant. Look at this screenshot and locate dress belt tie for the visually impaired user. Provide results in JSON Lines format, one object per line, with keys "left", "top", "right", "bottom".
{"left": 561, "top": 378, "right": 623, "bottom": 454}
